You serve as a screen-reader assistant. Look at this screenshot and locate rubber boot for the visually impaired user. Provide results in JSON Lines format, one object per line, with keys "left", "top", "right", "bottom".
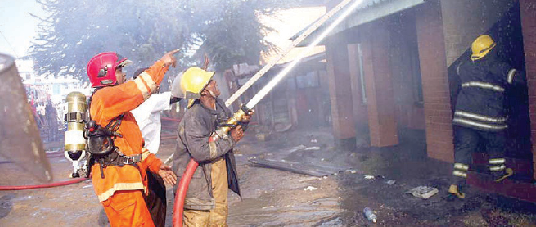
{"left": 448, "top": 184, "right": 466, "bottom": 199}
{"left": 492, "top": 168, "right": 514, "bottom": 182}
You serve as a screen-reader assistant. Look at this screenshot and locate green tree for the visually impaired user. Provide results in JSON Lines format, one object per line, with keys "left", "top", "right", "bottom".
{"left": 30, "top": 0, "right": 300, "bottom": 79}
{"left": 30, "top": 0, "right": 187, "bottom": 78}
{"left": 180, "top": 0, "right": 282, "bottom": 71}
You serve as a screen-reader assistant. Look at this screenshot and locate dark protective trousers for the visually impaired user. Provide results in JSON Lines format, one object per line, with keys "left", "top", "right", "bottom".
{"left": 145, "top": 170, "right": 167, "bottom": 227}
{"left": 452, "top": 126, "right": 507, "bottom": 183}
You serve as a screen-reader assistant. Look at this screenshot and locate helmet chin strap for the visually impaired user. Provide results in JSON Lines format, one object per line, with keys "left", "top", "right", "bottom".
{"left": 208, "top": 90, "right": 218, "bottom": 99}
{"left": 200, "top": 89, "right": 218, "bottom": 109}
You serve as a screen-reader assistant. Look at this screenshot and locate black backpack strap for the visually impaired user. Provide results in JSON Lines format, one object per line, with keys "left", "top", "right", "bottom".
{"left": 104, "top": 114, "right": 125, "bottom": 137}
{"left": 95, "top": 150, "right": 143, "bottom": 179}
{"left": 86, "top": 113, "right": 126, "bottom": 179}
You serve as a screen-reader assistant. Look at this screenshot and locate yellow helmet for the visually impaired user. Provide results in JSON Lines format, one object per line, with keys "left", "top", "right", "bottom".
{"left": 471, "top": 35, "right": 496, "bottom": 61}
{"left": 180, "top": 67, "right": 215, "bottom": 108}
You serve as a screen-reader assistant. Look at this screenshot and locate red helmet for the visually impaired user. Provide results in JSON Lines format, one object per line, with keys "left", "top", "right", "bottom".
{"left": 87, "top": 52, "right": 132, "bottom": 88}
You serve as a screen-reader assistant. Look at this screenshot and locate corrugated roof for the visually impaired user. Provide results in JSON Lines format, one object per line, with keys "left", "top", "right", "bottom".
{"left": 358, "top": 0, "right": 391, "bottom": 9}
{"left": 290, "top": 0, "right": 425, "bottom": 45}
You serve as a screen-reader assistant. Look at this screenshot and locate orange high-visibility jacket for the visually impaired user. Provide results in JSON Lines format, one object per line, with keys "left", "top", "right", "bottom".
{"left": 90, "top": 60, "right": 169, "bottom": 202}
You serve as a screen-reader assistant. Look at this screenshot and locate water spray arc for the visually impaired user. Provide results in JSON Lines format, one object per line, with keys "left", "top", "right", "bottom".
{"left": 225, "top": 0, "right": 360, "bottom": 108}
{"left": 173, "top": 1, "right": 364, "bottom": 226}
{"left": 245, "top": 0, "right": 364, "bottom": 109}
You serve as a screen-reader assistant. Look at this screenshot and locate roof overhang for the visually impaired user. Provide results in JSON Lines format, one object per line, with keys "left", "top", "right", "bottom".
{"left": 277, "top": 51, "right": 326, "bottom": 69}
{"left": 291, "top": 0, "right": 426, "bottom": 46}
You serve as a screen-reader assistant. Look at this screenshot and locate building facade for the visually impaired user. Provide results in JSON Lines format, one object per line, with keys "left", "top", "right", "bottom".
{"left": 312, "top": 0, "right": 536, "bottom": 201}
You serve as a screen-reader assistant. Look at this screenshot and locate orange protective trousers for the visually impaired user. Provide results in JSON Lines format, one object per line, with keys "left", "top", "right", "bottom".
{"left": 102, "top": 190, "right": 155, "bottom": 227}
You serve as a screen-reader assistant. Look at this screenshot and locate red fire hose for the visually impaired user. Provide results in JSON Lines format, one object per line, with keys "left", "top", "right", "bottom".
{"left": 0, "top": 177, "right": 88, "bottom": 190}
{"left": 172, "top": 159, "right": 199, "bottom": 227}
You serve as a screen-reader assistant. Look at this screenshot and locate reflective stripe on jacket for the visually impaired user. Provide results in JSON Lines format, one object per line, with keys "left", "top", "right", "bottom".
{"left": 90, "top": 61, "right": 168, "bottom": 202}
{"left": 453, "top": 54, "right": 521, "bottom": 131}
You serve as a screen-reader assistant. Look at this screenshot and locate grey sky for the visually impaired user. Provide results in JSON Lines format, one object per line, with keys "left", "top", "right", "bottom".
{"left": 0, "top": 0, "right": 43, "bottom": 58}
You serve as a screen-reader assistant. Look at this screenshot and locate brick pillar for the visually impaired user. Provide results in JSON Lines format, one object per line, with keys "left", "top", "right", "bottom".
{"left": 416, "top": 1, "right": 454, "bottom": 162}
{"left": 361, "top": 25, "right": 399, "bottom": 147}
{"left": 520, "top": 0, "right": 536, "bottom": 179}
{"left": 348, "top": 44, "right": 369, "bottom": 124}
{"left": 326, "top": 34, "right": 356, "bottom": 150}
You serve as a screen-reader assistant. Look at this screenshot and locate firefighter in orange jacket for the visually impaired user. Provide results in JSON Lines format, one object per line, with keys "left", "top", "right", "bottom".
{"left": 86, "top": 50, "right": 179, "bottom": 226}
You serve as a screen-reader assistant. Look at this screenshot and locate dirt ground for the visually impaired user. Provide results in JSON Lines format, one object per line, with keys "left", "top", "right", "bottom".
{"left": 1, "top": 127, "right": 536, "bottom": 226}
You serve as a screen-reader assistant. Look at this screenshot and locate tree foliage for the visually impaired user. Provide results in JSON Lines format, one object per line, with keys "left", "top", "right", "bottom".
{"left": 30, "top": 0, "right": 186, "bottom": 78}
{"left": 30, "top": 0, "right": 297, "bottom": 78}
{"left": 180, "top": 0, "right": 282, "bottom": 71}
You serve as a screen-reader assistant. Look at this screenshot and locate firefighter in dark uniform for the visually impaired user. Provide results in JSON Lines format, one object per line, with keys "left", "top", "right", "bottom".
{"left": 173, "top": 67, "right": 249, "bottom": 226}
{"left": 448, "top": 35, "right": 526, "bottom": 199}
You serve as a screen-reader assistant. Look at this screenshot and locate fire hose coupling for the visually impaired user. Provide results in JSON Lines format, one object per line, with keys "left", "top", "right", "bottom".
{"left": 212, "top": 106, "right": 254, "bottom": 141}
{"left": 239, "top": 105, "right": 254, "bottom": 131}
{"left": 226, "top": 106, "right": 254, "bottom": 129}
{"left": 241, "top": 105, "right": 254, "bottom": 116}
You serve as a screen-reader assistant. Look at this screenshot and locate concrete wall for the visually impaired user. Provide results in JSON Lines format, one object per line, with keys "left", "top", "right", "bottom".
{"left": 440, "top": 0, "right": 515, "bottom": 66}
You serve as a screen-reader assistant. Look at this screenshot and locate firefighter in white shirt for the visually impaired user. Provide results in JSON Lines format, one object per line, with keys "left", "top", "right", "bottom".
{"left": 131, "top": 67, "right": 183, "bottom": 227}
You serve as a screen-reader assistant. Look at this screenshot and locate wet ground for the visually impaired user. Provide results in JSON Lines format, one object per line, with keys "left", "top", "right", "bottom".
{"left": 1, "top": 127, "right": 536, "bottom": 226}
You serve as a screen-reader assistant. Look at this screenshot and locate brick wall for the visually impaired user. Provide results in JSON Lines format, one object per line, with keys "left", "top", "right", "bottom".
{"left": 361, "top": 24, "right": 399, "bottom": 147}
{"left": 519, "top": 0, "right": 536, "bottom": 179}
{"left": 416, "top": 1, "right": 454, "bottom": 162}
